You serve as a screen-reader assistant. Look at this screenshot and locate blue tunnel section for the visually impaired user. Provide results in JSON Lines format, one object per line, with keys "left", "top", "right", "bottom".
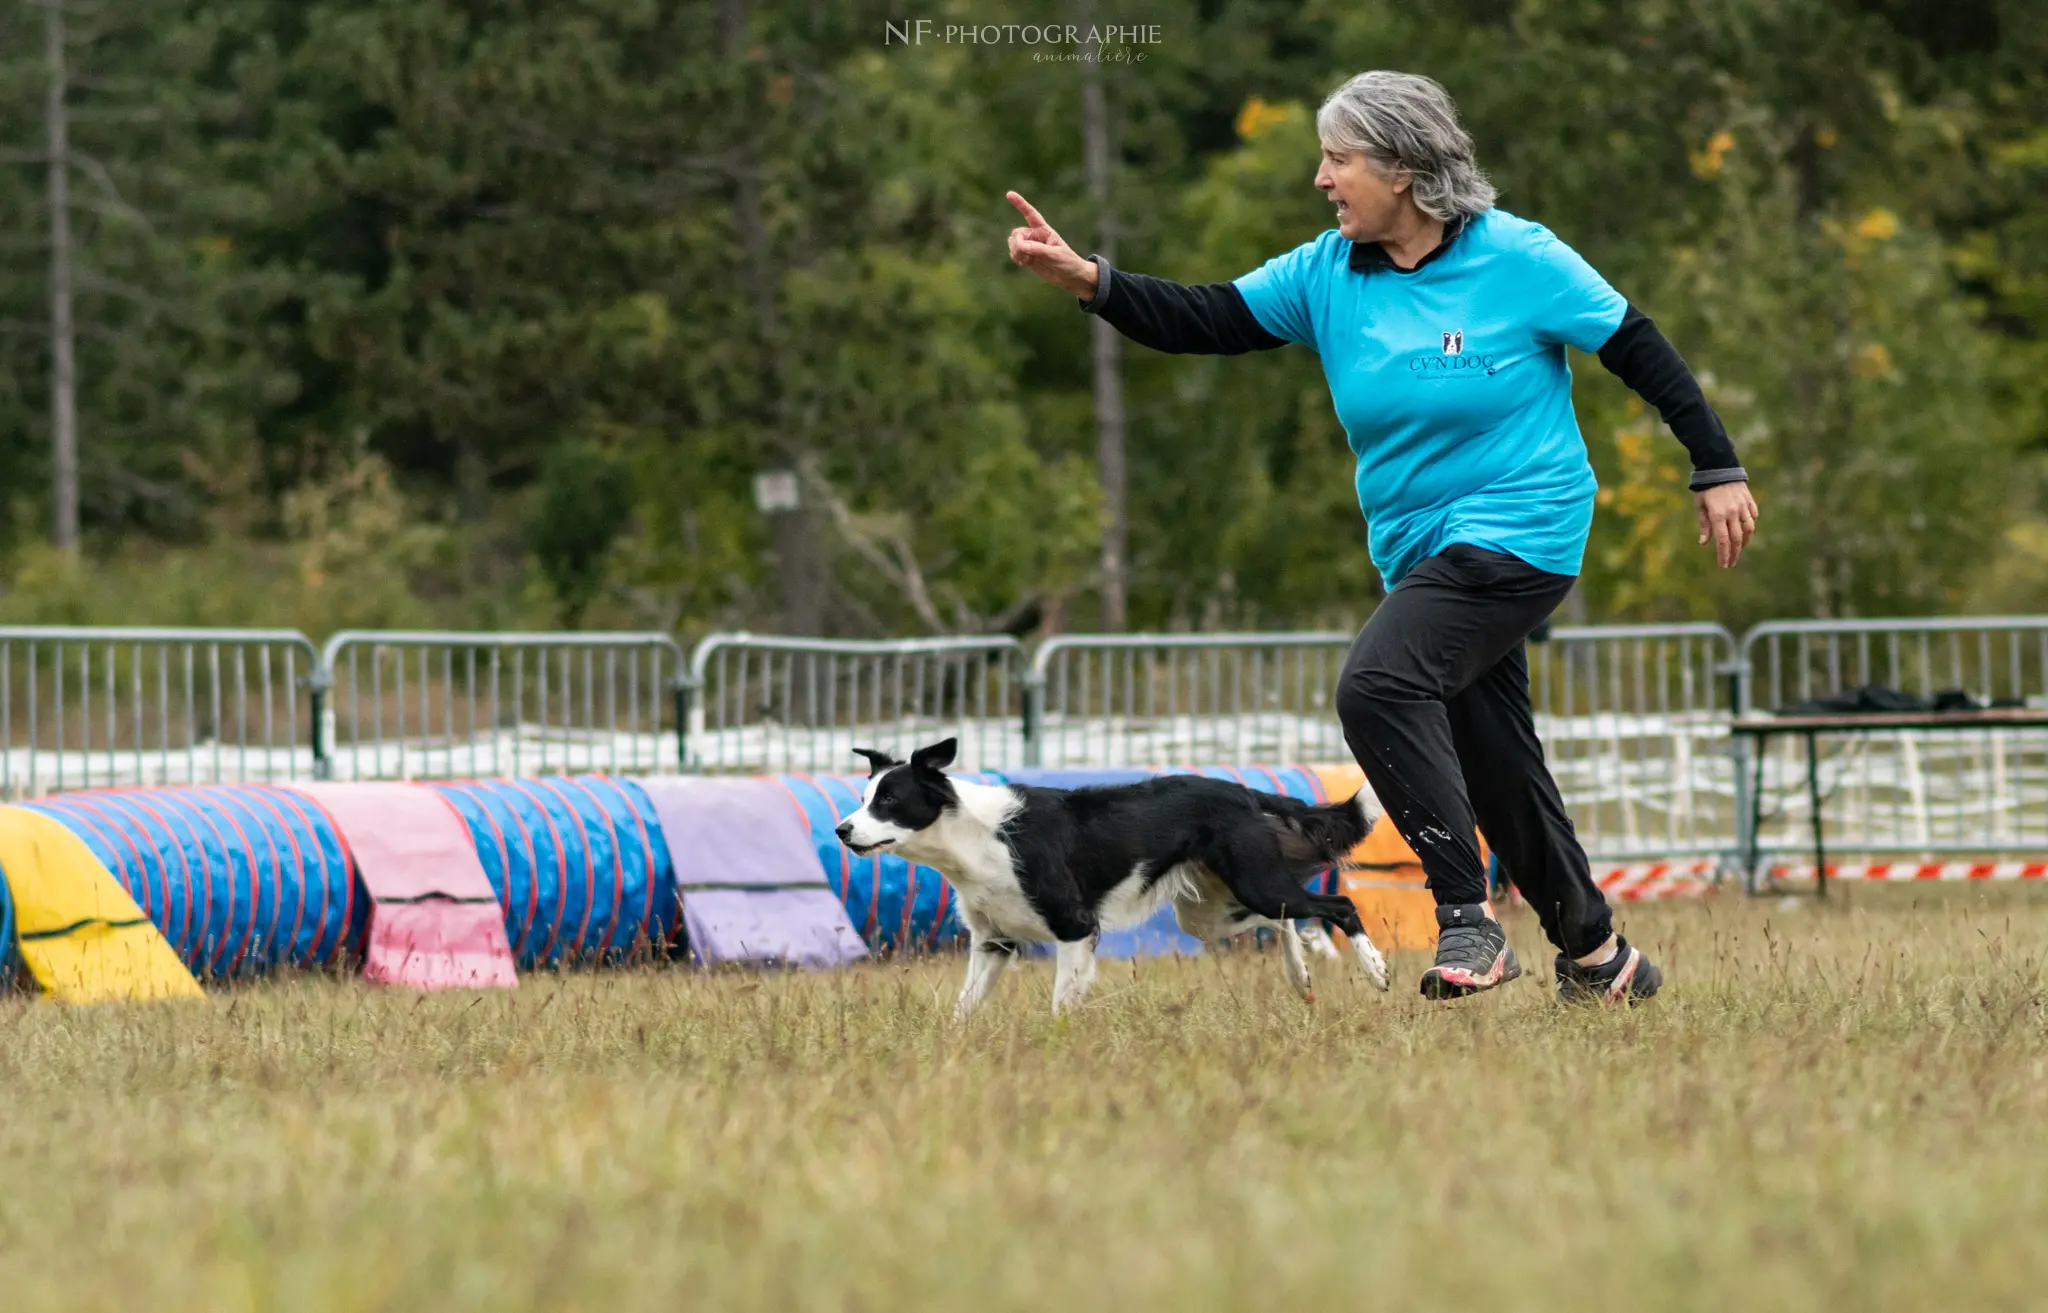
{"left": 426, "top": 776, "right": 680, "bottom": 968}
{"left": 0, "top": 863, "right": 15, "bottom": 989}
{"left": 23, "top": 786, "right": 360, "bottom": 978}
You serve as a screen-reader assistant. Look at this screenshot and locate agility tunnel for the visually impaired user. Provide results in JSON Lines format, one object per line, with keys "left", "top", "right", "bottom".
{"left": 0, "top": 763, "right": 1478, "bottom": 1001}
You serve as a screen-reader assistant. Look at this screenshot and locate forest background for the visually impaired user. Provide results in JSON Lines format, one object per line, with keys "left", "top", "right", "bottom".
{"left": 1, "top": 0, "right": 2044, "bottom": 644}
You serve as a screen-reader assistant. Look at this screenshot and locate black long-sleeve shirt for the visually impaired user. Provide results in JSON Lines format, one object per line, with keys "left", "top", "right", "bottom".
{"left": 1078, "top": 239, "right": 1746, "bottom": 491}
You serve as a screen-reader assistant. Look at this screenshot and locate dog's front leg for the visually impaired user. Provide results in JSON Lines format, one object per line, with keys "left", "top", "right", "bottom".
{"left": 1051, "top": 933, "right": 1101, "bottom": 1016}
{"left": 954, "top": 933, "right": 1017, "bottom": 1021}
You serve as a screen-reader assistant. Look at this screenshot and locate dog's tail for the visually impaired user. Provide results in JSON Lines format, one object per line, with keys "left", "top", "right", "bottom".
{"left": 1257, "top": 789, "right": 1378, "bottom": 867}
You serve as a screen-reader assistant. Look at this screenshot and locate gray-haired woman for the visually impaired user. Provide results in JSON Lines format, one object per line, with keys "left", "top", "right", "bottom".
{"left": 1007, "top": 70, "right": 1757, "bottom": 1004}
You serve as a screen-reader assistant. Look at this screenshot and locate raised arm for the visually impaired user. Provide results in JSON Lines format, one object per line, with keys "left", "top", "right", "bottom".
{"left": 1006, "top": 190, "right": 1286, "bottom": 356}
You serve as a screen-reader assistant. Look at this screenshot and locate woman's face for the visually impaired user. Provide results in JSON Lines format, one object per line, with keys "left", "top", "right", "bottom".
{"left": 1316, "top": 143, "right": 1408, "bottom": 241}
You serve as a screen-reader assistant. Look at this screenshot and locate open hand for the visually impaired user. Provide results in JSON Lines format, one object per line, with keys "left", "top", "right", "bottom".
{"left": 1006, "top": 191, "right": 1099, "bottom": 299}
{"left": 1696, "top": 481, "right": 1759, "bottom": 568}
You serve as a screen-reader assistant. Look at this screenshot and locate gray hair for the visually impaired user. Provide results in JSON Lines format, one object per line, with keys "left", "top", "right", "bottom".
{"left": 1316, "top": 71, "right": 1496, "bottom": 222}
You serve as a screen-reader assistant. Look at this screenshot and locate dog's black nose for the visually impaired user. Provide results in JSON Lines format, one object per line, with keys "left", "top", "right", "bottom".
{"left": 835, "top": 821, "right": 853, "bottom": 842}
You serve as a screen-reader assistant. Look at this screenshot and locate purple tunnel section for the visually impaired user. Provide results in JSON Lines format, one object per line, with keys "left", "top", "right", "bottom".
{"left": 21, "top": 785, "right": 362, "bottom": 977}
{"left": 632, "top": 776, "right": 867, "bottom": 970}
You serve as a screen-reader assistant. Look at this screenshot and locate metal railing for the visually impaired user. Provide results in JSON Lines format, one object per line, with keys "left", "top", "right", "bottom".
{"left": 1532, "top": 623, "right": 1740, "bottom": 862}
{"left": 1026, "top": 625, "right": 1739, "bottom": 862}
{"left": 1025, "top": 632, "right": 1352, "bottom": 768}
{"left": 0, "top": 616, "right": 2038, "bottom": 882}
{"left": 317, "top": 631, "right": 684, "bottom": 781}
{"left": 1736, "top": 618, "right": 2048, "bottom": 865}
{"left": 683, "top": 633, "right": 1027, "bottom": 775}
{"left": 0, "top": 627, "right": 320, "bottom": 797}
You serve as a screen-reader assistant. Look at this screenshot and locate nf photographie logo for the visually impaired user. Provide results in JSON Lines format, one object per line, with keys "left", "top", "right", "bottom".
{"left": 884, "top": 19, "right": 1163, "bottom": 58}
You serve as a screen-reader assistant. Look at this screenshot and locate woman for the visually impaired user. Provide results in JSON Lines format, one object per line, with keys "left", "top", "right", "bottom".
{"left": 1006, "top": 70, "right": 1758, "bottom": 1004}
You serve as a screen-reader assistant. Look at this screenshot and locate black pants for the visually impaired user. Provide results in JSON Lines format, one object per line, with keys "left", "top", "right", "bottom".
{"left": 1334, "top": 544, "right": 1614, "bottom": 958}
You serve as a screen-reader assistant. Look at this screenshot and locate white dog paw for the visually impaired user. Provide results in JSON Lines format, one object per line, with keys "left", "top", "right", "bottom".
{"left": 1352, "top": 935, "right": 1390, "bottom": 992}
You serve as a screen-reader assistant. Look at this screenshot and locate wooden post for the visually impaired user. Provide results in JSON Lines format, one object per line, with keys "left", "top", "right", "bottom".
{"left": 1080, "top": 3, "right": 1125, "bottom": 630}
{"left": 45, "top": 0, "right": 78, "bottom": 554}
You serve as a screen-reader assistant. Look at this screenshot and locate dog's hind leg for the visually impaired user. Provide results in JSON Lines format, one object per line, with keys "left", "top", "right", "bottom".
{"left": 1278, "top": 920, "right": 1315, "bottom": 1004}
{"left": 1051, "top": 933, "right": 1101, "bottom": 1016}
{"left": 955, "top": 932, "right": 1019, "bottom": 1021}
{"left": 1290, "top": 891, "right": 1390, "bottom": 992}
{"left": 1343, "top": 916, "right": 1390, "bottom": 992}
{"left": 1297, "top": 920, "right": 1340, "bottom": 960}
{"left": 1212, "top": 833, "right": 1390, "bottom": 993}
{"left": 1299, "top": 892, "right": 1389, "bottom": 991}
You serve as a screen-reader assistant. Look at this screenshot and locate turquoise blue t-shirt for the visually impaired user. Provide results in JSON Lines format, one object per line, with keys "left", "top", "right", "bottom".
{"left": 1232, "top": 208, "right": 1626, "bottom": 588}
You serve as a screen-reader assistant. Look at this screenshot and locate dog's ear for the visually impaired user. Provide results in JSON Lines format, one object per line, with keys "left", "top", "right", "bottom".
{"left": 910, "top": 737, "right": 957, "bottom": 774}
{"left": 852, "top": 747, "right": 899, "bottom": 776}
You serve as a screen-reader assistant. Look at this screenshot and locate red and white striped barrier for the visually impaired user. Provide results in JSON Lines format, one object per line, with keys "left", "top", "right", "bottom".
{"left": 1593, "top": 860, "right": 1719, "bottom": 900}
{"left": 1497, "top": 860, "right": 1720, "bottom": 904}
{"left": 1767, "top": 860, "right": 2048, "bottom": 882}
{"left": 1582, "top": 857, "right": 2048, "bottom": 892}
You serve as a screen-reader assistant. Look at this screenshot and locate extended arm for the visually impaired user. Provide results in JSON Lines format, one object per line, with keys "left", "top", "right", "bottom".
{"left": 1006, "top": 189, "right": 1287, "bottom": 355}
{"left": 1076, "top": 256, "right": 1288, "bottom": 356}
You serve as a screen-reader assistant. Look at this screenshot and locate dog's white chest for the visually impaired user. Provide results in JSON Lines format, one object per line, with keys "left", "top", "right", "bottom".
{"left": 903, "top": 823, "right": 1053, "bottom": 941}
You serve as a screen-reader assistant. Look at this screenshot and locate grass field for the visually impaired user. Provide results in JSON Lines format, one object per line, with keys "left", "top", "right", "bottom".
{"left": 5, "top": 888, "right": 2048, "bottom": 1312}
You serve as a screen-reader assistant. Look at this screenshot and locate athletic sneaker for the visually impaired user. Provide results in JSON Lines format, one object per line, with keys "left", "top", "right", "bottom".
{"left": 1555, "top": 936, "right": 1662, "bottom": 1005}
{"left": 1418, "top": 903, "right": 1522, "bottom": 999}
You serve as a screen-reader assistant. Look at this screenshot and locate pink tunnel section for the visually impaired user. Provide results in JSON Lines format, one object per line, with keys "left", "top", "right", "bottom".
{"left": 285, "top": 782, "right": 518, "bottom": 990}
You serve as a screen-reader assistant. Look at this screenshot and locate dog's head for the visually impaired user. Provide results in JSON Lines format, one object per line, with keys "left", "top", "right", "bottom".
{"left": 835, "top": 738, "right": 958, "bottom": 856}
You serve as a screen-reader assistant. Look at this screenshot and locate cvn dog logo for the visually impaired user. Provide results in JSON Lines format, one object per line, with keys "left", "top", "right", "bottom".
{"left": 1413, "top": 327, "right": 1496, "bottom": 379}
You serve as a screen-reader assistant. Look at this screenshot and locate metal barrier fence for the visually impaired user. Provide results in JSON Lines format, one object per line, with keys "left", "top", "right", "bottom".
{"left": 1026, "top": 625, "right": 1739, "bottom": 862}
{"left": 1532, "top": 623, "right": 1739, "bottom": 862}
{"left": 0, "top": 627, "right": 320, "bottom": 797}
{"left": 0, "top": 617, "right": 2044, "bottom": 879}
{"left": 1026, "top": 632, "right": 1352, "bottom": 768}
{"left": 317, "top": 631, "right": 684, "bottom": 781}
{"left": 1737, "top": 618, "right": 2048, "bottom": 865}
{"left": 682, "top": 634, "right": 1027, "bottom": 775}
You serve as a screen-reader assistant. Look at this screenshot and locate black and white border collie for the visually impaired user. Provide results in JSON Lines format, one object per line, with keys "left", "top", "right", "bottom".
{"left": 834, "top": 738, "right": 1391, "bottom": 1019}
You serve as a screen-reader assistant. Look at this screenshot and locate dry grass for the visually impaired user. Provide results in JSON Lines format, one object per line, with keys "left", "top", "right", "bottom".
{"left": 5, "top": 887, "right": 2048, "bottom": 1312}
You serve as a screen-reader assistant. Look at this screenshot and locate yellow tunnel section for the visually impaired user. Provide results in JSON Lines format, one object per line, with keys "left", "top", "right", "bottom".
{"left": 0, "top": 804, "right": 202, "bottom": 1004}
